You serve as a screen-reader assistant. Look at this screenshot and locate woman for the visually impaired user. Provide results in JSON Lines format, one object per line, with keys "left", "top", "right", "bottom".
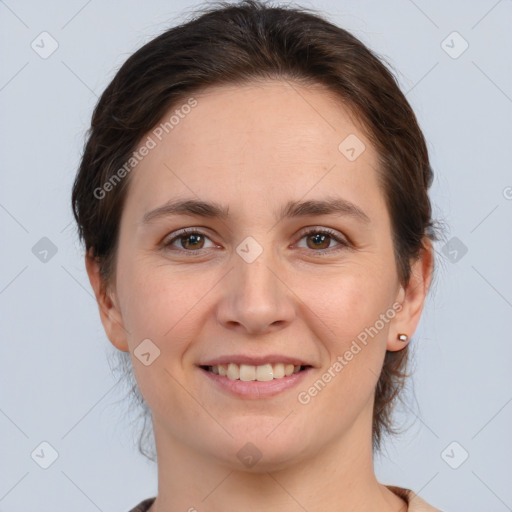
{"left": 72, "top": 1, "right": 444, "bottom": 510}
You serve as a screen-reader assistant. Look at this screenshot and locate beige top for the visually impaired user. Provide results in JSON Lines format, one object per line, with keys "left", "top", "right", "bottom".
{"left": 128, "top": 485, "right": 442, "bottom": 511}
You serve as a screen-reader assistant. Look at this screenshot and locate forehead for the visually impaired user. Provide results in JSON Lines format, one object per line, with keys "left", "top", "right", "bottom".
{"left": 165, "top": 80, "right": 366, "bottom": 158}
{"left": 124, "top": 79, "right": 385, "bottom": 220}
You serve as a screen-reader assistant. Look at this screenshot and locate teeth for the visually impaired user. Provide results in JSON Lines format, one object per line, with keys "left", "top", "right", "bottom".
{"left": 256, "top": 363, "right": 273, "bottom": 381}
{"left": 240, "top": 364, "right": 256, "bottom": 381}
{"left": 209, "top": 362, "right": 304, "bottom": 381}
{"left": 273, "top": 363, "right": 285, "bottom": 378}
{"left": 227, "top": 363, "right": 239, "bottom": 380}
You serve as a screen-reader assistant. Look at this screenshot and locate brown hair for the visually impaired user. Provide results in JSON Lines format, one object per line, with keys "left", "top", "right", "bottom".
{"left": 72, "top": 0, "right": 443, "bottom": 458}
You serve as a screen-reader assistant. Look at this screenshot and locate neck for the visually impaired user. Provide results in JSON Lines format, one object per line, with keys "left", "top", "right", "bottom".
{"left": 148, "top": 402, "right": 407, "bottom": 512}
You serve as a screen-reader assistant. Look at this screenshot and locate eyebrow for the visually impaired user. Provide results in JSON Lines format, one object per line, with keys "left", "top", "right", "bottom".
{"left": 142, "top": 197, "right": 371, "bottom": 224}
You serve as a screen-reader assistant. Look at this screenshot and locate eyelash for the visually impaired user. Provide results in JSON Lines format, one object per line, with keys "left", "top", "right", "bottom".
{"left": 162, "top": 227, "right": 350, "bottom": 256}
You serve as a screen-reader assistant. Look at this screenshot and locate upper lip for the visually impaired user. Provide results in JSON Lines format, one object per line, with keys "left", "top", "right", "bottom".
{"left": 199, "top": 354, "right": 314, "bottom": 367}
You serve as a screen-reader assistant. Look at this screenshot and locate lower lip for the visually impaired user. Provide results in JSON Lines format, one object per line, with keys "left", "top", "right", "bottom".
{"left": 199, "top": 366, "right": 312, "bottom": 399}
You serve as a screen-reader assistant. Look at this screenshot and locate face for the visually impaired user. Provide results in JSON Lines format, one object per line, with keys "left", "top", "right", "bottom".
{"left": 89, "top": 79, "right": 428, "bottom": 470}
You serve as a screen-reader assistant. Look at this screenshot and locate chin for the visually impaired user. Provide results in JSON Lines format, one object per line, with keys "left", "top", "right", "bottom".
{"left": 209, "top": 426, "right": 308, "bottom": 472}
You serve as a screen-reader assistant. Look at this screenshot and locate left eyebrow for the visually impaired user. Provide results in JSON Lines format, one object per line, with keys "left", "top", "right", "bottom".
{"left": 278, "top": 197, "right": 371, "bottom": 224}
{"left": 142, "top": 197, "right": 371, "bottom": 224}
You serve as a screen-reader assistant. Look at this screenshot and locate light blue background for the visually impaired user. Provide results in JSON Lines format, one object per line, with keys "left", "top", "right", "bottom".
{"left": 1, "top": 1, "right": 511, "bottom": 511}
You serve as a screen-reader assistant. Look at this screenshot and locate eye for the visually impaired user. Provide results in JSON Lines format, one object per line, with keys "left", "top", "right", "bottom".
{"left": 162, "top": 227, "right": 350, "bottom": 255}
{"left": 162, "top": 228, "right": 217, "bottom": 252}
{"left": 295, "top": 227, "right": 349, "bottom": 253}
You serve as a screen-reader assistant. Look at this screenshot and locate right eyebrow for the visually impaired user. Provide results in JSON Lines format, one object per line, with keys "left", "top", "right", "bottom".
{"left": 142, "top": 198, "right": 229, "bottom": 224}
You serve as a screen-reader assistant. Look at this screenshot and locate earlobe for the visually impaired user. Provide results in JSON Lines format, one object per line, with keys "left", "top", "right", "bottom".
{"left": 84, "top": 250, "right": 129, "bottom": 352}
{"left": 387, "top": 240, "right": 434, "bottom": 352}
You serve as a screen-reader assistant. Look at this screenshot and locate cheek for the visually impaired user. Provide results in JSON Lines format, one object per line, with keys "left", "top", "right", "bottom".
{"left": 120, "top": 265, "right": 204, "bottom": 413}
{"left": 298, "top": 263, "right": 394, "bottom": 342}
{"left": 294, "top": 265, "right": 394, "bottom": 393}
{"left": 118, "top": 261, "right": 219, "bottom": 373}
{"left": 116, "top": 260, "right": 181, "bottom": 347}
{"left": 295, "top": 292, "right": 389, "bottom": 423}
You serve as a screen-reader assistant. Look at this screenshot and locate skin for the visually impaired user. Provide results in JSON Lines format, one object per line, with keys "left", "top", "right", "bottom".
{"left": 86, "top": 79, "right": 433, "bottom": 512}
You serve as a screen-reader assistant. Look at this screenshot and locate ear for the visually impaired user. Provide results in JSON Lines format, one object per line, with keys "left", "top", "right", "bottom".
{"left": 387, "top": 238, "right": 434, "bottom": 352}
{"left": 85, "top": 249, "right": 129, "bottom": 352}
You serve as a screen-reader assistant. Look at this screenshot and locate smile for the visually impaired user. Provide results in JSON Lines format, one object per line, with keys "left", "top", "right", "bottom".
{"left": 199, "top": 364, "right": 312, "bottom": 399}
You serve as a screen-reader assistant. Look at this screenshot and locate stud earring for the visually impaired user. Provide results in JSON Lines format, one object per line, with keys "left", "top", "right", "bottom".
{"left": 397, "top": 333, "right": 408, "bottom": 342}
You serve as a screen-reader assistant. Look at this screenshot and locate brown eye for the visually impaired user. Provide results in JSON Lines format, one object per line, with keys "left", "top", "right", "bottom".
{"left": 178, "top": 233, "right": 205, "bottom": 250}
{"left": 163, "top": 229, "right": 215, "bottom": 251}
{"left": 306, "top": 232, "right": 331, "bottom": 250}
{"left": 296, "top": 228, "right": 349, "bottom": 253}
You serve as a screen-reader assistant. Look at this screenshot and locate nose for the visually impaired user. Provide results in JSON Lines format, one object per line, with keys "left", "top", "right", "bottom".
{"left": 215, "top": 247, "right": 296, "bottom": 335}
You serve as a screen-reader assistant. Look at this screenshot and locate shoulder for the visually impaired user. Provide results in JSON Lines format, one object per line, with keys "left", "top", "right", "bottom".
{"left": 127, "top": 497, "right": 156, "bottom": 512}
{"left": 386, "top": 485, "right": 443, "bottom": 512}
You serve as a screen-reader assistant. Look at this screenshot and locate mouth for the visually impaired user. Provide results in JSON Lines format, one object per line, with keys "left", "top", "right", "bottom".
{"left": 200, "top": 363, "right": 312, "bottom": 381}
{"left": 198, "top": 362, "right": 313, "bottom": 399}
